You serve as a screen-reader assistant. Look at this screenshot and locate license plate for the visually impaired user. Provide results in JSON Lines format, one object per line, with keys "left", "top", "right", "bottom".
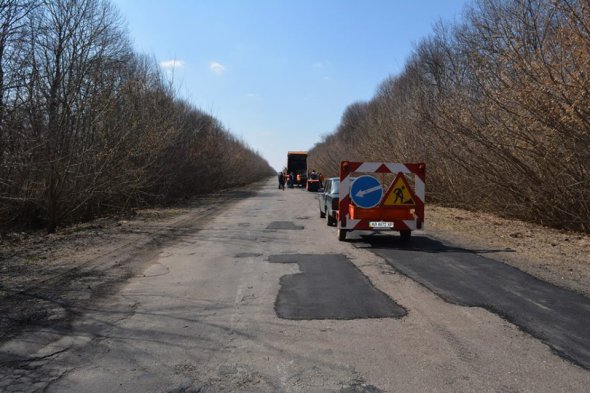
{"left": 369, "top": 221, "right": 394, "bottom": 229}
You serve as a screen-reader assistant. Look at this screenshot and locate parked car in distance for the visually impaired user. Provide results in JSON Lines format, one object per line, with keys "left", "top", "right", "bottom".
{"left": 318, "top": 177, "right": 340, "bottom": 226}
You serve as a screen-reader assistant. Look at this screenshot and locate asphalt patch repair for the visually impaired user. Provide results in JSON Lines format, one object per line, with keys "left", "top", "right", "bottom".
{"left": 266, "top": 221, "right": 304, "bottom": 230}
{"left": 268, "top": 254, "right": 406, "bottom": 320}
{"left": 364, "top": 235, "right": 590, "bottom": 370}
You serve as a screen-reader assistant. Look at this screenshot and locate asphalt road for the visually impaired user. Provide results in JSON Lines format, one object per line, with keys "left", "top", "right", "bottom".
{"left": 364, "top": 235, "right": 590, "bottom": 370}
{"left": 1, "top": 179, "right": 589, "bottom": 392}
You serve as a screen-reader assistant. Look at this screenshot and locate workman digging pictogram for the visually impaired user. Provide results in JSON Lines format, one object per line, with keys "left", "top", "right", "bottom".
{"left": 393, "top": 186, "right": 413, "bottom": 205}
{"left": 382, "top": 173, "right": 416, "bottom": 207}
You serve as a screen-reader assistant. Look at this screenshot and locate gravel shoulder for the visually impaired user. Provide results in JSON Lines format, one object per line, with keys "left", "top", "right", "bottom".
{"left": 1, "top": 191, "right": 589, "bottom": 344}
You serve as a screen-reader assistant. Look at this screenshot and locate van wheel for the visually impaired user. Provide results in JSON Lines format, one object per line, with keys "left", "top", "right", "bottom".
{"left": 338, "top": 229, "right": 347, "bottom": 241}
{"left": 326, "top": 212, "right": 333, "bottom": 226}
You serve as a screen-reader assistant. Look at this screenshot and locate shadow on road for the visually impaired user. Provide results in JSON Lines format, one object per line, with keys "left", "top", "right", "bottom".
{"left": 0, "top": 290, "right": 361, "bottom": 392}
{"left": 352, "top": 233, "right": 514, "bottom": 256}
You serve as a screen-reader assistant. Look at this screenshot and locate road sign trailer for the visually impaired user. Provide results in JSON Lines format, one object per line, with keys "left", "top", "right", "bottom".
{"left": 337, "top": 161, "right": 425, "bottom": 241}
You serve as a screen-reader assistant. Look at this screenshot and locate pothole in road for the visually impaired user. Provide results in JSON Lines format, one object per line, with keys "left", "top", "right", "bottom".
{"left": 141, "top": 263, "right": 170, "bottom": 277}
{"left": 266, "top": 221, "right": 304, "bottom": 230}
{"left": 234, "top": 252, "right": 263, "bottom": 258}
{"left": 337, "top": 384, "right": 384, "bottom": 393}
{"left": 268, "top": 254, "right": 406, "bottom": 320}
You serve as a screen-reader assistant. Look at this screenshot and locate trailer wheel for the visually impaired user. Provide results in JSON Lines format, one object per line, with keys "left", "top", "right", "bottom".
{"left": 338, "top": 228, "right": 347, "bottom": 241}
{"left": 400, "top": 230, "right": 411, "bottom": 242}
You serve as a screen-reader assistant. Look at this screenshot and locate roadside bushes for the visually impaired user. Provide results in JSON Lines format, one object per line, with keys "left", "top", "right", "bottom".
{"left": 309, "top": 0, "right": 590, "bottom": 232}
{"left": 0, "top": 0, "right": 273, "bottom": 233}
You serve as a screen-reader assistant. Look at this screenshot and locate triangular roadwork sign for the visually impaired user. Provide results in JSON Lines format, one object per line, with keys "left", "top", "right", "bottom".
{"left": 382, "top": 173, "right": 416, "bottom": 206}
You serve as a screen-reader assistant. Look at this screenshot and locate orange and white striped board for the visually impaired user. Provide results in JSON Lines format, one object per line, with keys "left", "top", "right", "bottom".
{"left": 338, "top": 161, "right": 425, "bottom": 232}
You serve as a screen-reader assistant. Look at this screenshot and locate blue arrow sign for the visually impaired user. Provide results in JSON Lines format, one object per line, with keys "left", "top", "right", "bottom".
{"left": 350, "top": 175, "right": 383, "bottom": 208}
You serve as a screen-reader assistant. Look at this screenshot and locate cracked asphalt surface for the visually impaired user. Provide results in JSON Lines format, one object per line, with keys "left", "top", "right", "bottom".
{"left": 363, "top": 235, "right": 590, "bottom": 369}
{"left": 1, "top": 179, "right": 589, "bottom": 392}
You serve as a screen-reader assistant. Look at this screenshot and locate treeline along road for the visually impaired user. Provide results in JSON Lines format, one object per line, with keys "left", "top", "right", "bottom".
{"left": 309, "top": 0, "right": 590, "bottom": 233}
{"left": 0, "top": 0, "right": 274, "bottom": 234}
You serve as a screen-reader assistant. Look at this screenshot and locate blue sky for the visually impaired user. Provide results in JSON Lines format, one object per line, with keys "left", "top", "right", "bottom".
{"left": 112, "top": 0, "right": 469, "bottom": 171}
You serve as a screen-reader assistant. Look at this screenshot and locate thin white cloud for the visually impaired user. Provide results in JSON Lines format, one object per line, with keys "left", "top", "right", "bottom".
{"left": 313, "top": 61, "right": 331, "bottom": 69}
{"left": 160, "top": 59, "right": 185, "bottom": 69}
{"left": 209, "top": 61, "right": 226, "bottom": 76}
{"left": 245, "top": 93, "right": 259, "bottom": 98}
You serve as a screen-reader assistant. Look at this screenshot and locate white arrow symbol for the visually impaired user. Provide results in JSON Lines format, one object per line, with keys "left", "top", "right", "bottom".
{"left": 355, "top": 185, "right": 382, "bottom": 198}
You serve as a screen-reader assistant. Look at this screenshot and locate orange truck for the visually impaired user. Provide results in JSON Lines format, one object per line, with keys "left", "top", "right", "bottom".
{"left": 287, "top": 151, "right": 308, "bottom": 188}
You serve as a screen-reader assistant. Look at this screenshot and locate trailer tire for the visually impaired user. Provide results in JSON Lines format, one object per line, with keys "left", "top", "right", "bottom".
{"left": 338, "top": 228, "right": 347, "bottom": 241}
{"left": 400, "top": 230, "right": 411, "bottom": 243}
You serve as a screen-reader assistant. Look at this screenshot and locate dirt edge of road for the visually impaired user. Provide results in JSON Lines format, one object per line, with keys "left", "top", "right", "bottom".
{"left": 0, "top": 182, "right": 267, "bottom": 346}
{"left": 1, "top": 185, "right": 589, "bottom": 346}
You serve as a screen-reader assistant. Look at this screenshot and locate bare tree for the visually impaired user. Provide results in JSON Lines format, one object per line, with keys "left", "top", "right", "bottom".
{"left": 309, "top": 0, "right": 590, "bottom": 232}
{"left": 0, "top": 0, "right": 274, "bottom": 233}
